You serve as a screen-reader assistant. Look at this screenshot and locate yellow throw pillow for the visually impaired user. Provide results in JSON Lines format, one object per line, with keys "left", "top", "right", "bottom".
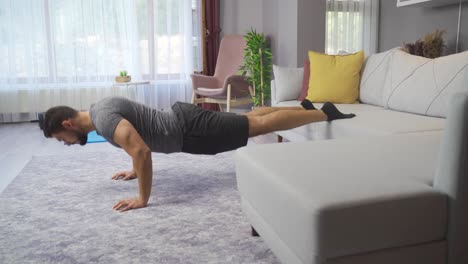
{"left": 306, "top": 50, "right": 364, "bottom": 104}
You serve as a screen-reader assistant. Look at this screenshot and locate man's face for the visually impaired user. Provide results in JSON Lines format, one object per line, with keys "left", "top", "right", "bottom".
{"left": 52, "top": 130, "right": 88, "bottom": 146}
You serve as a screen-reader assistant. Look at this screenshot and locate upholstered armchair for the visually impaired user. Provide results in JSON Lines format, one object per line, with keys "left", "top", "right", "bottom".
{"left": 191, "top": 35, "right": 252, "bottom": 112}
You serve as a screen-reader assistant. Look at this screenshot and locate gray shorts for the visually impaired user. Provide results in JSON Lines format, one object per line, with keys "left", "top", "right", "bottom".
{"left": 171, "top": 102, "right": 249, "bottom": 155}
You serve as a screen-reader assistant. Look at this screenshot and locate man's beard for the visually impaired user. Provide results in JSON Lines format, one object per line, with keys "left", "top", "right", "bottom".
{"left": 76, "top": 131, "right": 88, "bottom": 146}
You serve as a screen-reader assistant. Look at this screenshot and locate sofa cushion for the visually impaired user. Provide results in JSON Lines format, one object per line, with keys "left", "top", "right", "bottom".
{"left": 274, "top": 100, "right": 445, "bottom": 141}
{"left": 273, "top": 65, "right": 304, "bottom": 103}
{"left": 306, "top": 51, "right": 364, "bottom": 104}
{"left": 383, "top": 50, "right": 468, "bottom": 118}
{"left": 359, "top": 48, "right": 401, "bottom": 106}
{"left": 236, "top": 133, "right": 446, "bottom": 262}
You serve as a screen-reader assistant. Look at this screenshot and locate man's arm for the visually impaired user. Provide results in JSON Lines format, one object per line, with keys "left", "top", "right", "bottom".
{"left": 111, "top": 118, "right": 153, "bottom": 212}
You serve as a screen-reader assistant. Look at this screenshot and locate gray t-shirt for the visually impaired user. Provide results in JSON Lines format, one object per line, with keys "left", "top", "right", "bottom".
{"left": 89, "top": 96, "right": 183, "bottom": 153}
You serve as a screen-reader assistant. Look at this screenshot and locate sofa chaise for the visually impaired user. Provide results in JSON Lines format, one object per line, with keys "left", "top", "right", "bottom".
{"left": 235, "top": 49, "right": 468, "bottom": 264}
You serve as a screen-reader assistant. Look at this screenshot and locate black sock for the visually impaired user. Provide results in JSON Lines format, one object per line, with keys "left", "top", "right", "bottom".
{"left": 321, "top": 102, "right": 356, "bottom": 121}
{"left": 300, "top": 99, "right": 316, "bottom": 110}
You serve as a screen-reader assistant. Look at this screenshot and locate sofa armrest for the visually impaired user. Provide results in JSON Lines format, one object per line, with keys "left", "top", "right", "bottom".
{"left": 270, "top": 80, "right": 278, "bottom": 106}
{"left": 434, "top": 92, "right": 468, "bottom": 264}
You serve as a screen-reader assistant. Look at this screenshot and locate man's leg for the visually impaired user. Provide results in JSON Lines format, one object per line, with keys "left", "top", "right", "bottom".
{"left": 246, "top": 102, "right": 356, "bottom": 137}
{"left": 244, "top": 99, "right": 318, "bottom": 117}
{"left": 244, "top": 106, "right": 305, "bottom": 117}
{"left": 247, "top": 109, "right": 327, "bottom": 137}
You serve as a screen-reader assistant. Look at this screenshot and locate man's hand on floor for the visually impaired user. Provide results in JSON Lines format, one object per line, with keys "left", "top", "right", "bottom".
{"left": 113, "top": 197, "right": 147, "bottom": 212}
{"left": 112, "top": 170, "right": 137, "bottom": 180}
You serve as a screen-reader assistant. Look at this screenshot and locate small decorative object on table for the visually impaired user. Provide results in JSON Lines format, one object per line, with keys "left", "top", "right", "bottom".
{"left": 115, "top": 70, "right": 131, "bottom": 83}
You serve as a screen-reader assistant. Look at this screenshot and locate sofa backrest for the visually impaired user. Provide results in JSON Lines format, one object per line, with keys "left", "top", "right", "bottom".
{"left": 359, "top": 48, "right": 400, "bottom": 106}
{"left": 360, "top": 49, "right": 468, "bottom": 118}
{"left": 433, "top": 92, "right": 468, "bottom": 264}
{"left": 383, "top": 50, "right": 468, "bottom": 118}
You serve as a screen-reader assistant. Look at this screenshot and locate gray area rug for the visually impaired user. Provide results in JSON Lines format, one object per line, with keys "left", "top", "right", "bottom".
{"left": 0, "top": 150, "right": 279, "bottom": 264}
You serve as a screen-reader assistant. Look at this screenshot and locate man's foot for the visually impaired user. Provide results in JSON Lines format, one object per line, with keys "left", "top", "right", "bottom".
{"left": 321, "top": 102, "right": 356, "bottom": 121}
{"left": 300, "top": 99, "right": 316, "bottom": 110}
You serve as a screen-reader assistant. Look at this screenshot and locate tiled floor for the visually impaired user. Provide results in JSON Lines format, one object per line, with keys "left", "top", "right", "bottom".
{"left": 0, "top": 122, "right": 279, "bottom": 193}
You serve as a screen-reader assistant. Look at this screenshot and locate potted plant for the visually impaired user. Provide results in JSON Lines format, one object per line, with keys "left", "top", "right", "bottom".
{"left": 404, "top": 29, "right": 446, "bottom": 59}
{"left": 115, "top": 70, "right": 131, "bottom": 83}
{"left": 240, "top": 29, "right": 273, "bottom": 107}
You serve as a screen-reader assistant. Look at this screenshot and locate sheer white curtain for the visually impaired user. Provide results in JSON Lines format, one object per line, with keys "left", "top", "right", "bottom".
{"left": 0, "top": 0, "right": 202, "bottom": 123}
{"left": 325, "top": 0, "right": 379, "bottom": 56}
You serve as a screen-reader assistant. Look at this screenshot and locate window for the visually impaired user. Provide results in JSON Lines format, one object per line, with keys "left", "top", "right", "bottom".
{"left": 325, "top": 0, "right": 379, "bottom": 56}
{"left": 0, "top": 0, "right": 202, "bottom": 84}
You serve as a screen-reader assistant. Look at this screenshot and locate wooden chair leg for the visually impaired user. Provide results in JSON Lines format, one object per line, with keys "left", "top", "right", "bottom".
{"left": 278, "top": 135, "right": 283, "bottom": 143}
{"left": 227, "top": 84, "right": 232, "bottom": 112}
{"left": 251, "top": 226, "right": 260, "bottom": 237}
{"left": 191, "top": 90, "right": 196, "bottom": 104}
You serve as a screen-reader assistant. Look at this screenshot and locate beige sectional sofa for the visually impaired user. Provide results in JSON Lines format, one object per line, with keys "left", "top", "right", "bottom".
{"left": 270, "top": 48, "right": 464, "bottom": 141}
{"left": 235, "top": 49, "right": 468, "bottom": 264}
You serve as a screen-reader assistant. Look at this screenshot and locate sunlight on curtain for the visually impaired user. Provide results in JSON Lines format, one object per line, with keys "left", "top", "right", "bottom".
{"left": 325, "top": 0, "right": 379, "bottom": 56}
{"left": 0, "top": 0, "right": 202, "bottom": 122}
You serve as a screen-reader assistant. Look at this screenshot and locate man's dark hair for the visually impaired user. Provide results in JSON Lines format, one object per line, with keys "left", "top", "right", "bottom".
{"left": 42, "top": 106, "right": 79, "bottom": 138}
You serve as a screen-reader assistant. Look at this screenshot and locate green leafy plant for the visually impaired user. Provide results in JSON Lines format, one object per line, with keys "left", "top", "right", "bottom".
{"left": 239, "top": 29, "right": 273, "bottom": 107}
{"left": 120, "top": 70, "right": 127, "bottom": 77}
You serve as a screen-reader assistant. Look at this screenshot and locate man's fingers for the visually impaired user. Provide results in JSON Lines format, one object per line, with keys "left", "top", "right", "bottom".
{"left": 112, "top": 172, "right": 128, "bottom": 180}
{"left": 116, "top": 200, "right": 137, "bottom": 212}
{"left": 118, "top": 202, "right": 131, "bottom": 212}
{"left": 113, "top": 173, "right": 137, "bottom": 180}
{"left": 112, "top": 173, "right": 121, "bottom": 180}
{"left": 113, "top": 200, "right": 127, "bottom": 210}
{"left": 113, "top": 198, "right": 143, "bottom": 212}
{"left": 123, "top": 175, "right": 134, "bottom": 181}
{"left": 115, "top": 203, "right": 126, "bottom": 210}
{"left": 119, "top": 206, "right": 131, "bottom": 212}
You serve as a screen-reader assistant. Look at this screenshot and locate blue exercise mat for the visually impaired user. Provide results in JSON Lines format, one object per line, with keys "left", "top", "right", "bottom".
{"left": 87, "top": 131, "right": 106, "bottom": 143}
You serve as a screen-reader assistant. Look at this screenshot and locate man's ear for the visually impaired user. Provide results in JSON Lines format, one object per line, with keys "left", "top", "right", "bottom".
{"left": 61, "top": 119, "right": 73, "bottom": 129}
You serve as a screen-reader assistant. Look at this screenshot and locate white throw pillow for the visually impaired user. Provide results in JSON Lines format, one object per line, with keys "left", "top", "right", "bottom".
{"left": 359, "top": 47, "right": 401, "bottom": 106}
{"left": 383, "top": 50, "right": 468, "bottom": 118}
{"left": 273, "top": 65, "right": 304, "bottom": 103}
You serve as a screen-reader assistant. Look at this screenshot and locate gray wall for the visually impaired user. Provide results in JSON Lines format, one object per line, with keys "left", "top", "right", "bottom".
{"left": 220, "top": 0, "right": 326, "bottom": 67}
{"left": 220, "top": 0, "right": 264, "bottom": 39}
{"left": 273, "top": 0, "right": 299, "bottom": 67}
{"left": 220, "top": 0, "right": 468, "bottom": 61}
{"left": 379, "top": 1, "right": 468, "bottom": 54}
{"left": 297, "top": 0, "right": 326, "bottom": 64}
